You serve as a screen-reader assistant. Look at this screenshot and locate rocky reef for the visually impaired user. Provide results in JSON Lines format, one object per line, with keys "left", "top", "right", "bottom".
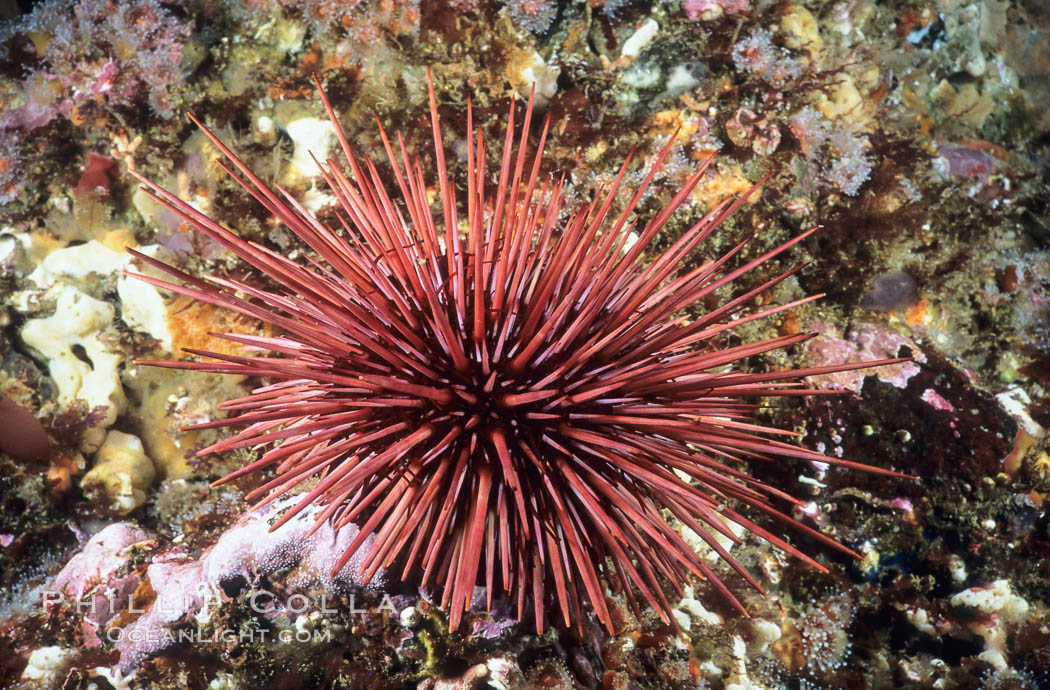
{"left": 1, "top": 0, "right": 1049, "bottom": 688}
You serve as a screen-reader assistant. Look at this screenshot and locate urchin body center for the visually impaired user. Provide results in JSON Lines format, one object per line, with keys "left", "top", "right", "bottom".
{"left": 437, "top": 368, "right": 562, "bottom": 438}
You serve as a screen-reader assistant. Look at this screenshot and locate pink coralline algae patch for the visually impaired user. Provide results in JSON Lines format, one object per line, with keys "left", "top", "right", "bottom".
{"left": 114, "top": 557, "right": 205, "bottom": 672}
{"left": 198, "top": 495, "right": 382, "bottom": 591}
{"left": 890, "top": 497, "right": 915, "bottom": 517}
{"left": 52, "top": 523, "right": 155, "bottom": 647}
{"left": 53, "top": 523, "right": 154, "bottom": 602}
{"left": 921, "top": 388, "right": 955, "bottom": 412}
{"left": 115, "top": 496, "right": 381, "bottom": 672}
{"left": 51, "top": 498, "right": 382, "bottom": 674}
{"left": 804, "top": 321, "right": 925, "bottom": 391}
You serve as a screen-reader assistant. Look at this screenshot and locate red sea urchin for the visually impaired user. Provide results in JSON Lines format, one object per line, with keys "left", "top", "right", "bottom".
{"left": 125, "top": 71, "right": 907, "bottom": 635}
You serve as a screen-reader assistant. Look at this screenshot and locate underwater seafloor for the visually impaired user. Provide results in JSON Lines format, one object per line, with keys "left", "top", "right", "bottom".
{"left": 1, "top": 0, "right": 1049, "bottom": 688}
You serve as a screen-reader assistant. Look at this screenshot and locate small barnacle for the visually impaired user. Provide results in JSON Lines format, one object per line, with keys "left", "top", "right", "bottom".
{"left": 726, "top": 107, "right": 759, "bottom": 148}
{"left": 752, "top": 122, "right": 781, "bottom": 155}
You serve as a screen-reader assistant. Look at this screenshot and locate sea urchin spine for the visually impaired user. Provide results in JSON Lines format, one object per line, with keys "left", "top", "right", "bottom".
{"left": 125, "top": 70, "right": 907, "bottom": 635}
